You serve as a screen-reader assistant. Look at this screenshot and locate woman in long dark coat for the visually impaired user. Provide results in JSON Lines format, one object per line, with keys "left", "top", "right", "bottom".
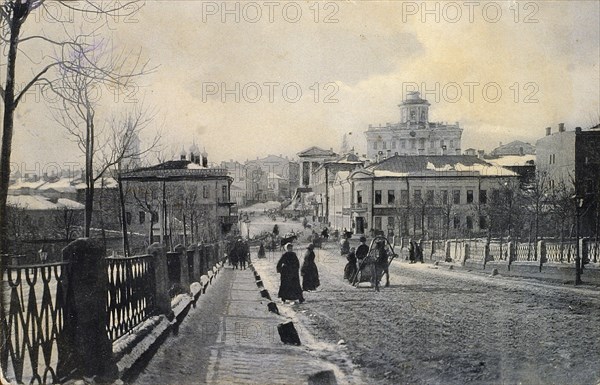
{"left": 257, "top": 242, "right": 266, "bottom": 259}
{"left": 344, "top": 247, "right": 358, "bottom": 282}
{"left": 301, "top": 244, "right": 320, "bottom": 291}
{"left": 276, "top": 243, "right": 305, "bottom": 303}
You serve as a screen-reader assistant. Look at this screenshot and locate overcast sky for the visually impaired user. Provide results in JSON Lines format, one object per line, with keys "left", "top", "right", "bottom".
{"left": 6, "top": 0, "right": 600, "bottom": 173}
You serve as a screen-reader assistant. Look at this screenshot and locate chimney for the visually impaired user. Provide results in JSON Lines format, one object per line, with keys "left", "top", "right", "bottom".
{"left": 575, "top": 126, "right": 582, "bottom": 133}
{"left": 558, "top": 123, "right": 565, "bottom": 132}
{"left": 545, "top": 127, "right": 551, "bottom": 136}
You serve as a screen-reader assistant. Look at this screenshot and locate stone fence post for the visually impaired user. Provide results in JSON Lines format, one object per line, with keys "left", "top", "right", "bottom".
{"left": 507, "top": 241, "right": 515, "bottom": 270}
{"left": 174, "top": 244, "right": 190, "bottom": 292}
{"left": 147, "top": 243, "right": 171, "bottom": 315}
{"left": 445, "top": 240, "right": 451, "bottom": 262}
{"left": 57, "top": 238, "right": 117, "bottom": 381}
{"left": 190, "top": 244, "right": 201, "bottom": 282}
{"left": 580, "top": 238, "right": 589, "bottom": 265}
{"left": 463, "top": 242, "right": 469, "bottom": 266}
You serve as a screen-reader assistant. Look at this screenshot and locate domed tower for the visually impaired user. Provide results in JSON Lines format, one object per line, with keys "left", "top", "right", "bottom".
{"left": 189, "top": 143, "right": 201, "bottom": 164}
{"left": 399, "top": 91, "right": 430, "bottom": 126}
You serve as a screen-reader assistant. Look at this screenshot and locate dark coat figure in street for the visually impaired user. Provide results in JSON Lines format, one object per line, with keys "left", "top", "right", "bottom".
{"left": 408, "top": 241, "right": 416, "bottom": 264}
{"left": 375, "top": 240, "right": 390, "bottom": 289}
{"left": 301, "top": 244, "right": 320, "bottom": 291}
{"left": 321, "top": 227, "right": 329, "bottom": 240}
{"left": 238, "top": 240, "right": 249, "bottom": 270}
{"left": 356, "top": 236, "right": 369, "bottom": 262}
{"left": 276, "top": 244, "right": 305, "bottom": 303}
{"left": 273, "top": 224, "right": 280, "bottom": 236}
{"left": 344, "top": 247, "right": 358, "bottom": 282}
{"left": 416, "top": 240, "right": 424, "bottom": 263}
{"left": 229, "top": 239, "right": 242, "bottom": 269}
{"left": 258, "top": 242, "right": 266, "bottom": 259}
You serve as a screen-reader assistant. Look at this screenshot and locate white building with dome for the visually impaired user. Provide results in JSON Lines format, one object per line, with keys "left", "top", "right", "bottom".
{"left": 365, "top": 91, "right": 463, "bottom": 160}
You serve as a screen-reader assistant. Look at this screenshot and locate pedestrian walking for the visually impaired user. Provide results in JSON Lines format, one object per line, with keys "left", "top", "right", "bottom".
{"left": 409, "top": 240, "right": 416, "bottom": 264}
{"left": 416, "top": 240, "right": 424, "bottom": 263}
{"left": 356, "top": 236, "right": 369, "bottom": 262}
{"left": 258, "top": 242, "right": 266, "bottom": 259}
{"left": 321, "top": 227, "right": 329, "bottom": 240}
{"left": 230, "top": 238, "right": 242, "bottom": 269}
{"left": 239, "top": 239, "right": 249, "bottom": 270}
{"left": 301, "top": 244, "right": 320, "bottom": 291}
{"left": 276, "top": 243, "right": 305, "bottom": 303}
{"left": 344, "top": 247, "right": 358, "bottom": 282}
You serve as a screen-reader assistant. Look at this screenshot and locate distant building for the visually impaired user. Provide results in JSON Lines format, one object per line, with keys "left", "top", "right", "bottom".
{"left": 244, "top": 154, "right": 298, "bottom": 202}
{"left": 6, "top": 195, "right": 84, "bottom": 260}
{"left": 329, "top": 155, "right": 518, "bottom": 238}
{"left": 536, "top": 123, "right": 600, "bottom": 235}
{"left": 490, "top": 140, "right": 535, "bottom": 157}
{"left": 121, "top": 148, "right": 236, "bottom": 247}
{"left": 311, "top": 153, "right": 364, "bottom": 223}
{"left": 297, "top": 146, "right": 338, "bottom": 187}
{"left": 486, "top": 155, "right": 536, "bottom": 188}
{"left": 365, "top": 91, "right": 463, "bottom": 160}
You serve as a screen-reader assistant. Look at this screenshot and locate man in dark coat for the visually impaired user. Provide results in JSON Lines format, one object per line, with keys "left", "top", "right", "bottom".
{"left": 276, "top": 243, "right": 305, "bottom": 303}
{"left": 229, "top": 238, "right": 242, "bottom": 269}
{"left": 238, "top": 239, "right": 249, "bottom": 270}
{"left": 301, "top": 244, "right": 320, "bottom": 291}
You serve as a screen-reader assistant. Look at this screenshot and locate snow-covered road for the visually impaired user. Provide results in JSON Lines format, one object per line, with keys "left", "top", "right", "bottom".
{"left": 257, "top": 237, "right": 600, "bottom": 384}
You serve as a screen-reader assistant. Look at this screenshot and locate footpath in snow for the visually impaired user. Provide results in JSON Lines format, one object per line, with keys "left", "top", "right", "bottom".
{"left": 132, "top": 259, "right": 359, "bottom": 385}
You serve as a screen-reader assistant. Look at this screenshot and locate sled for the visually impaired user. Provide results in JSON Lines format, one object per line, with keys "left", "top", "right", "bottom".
{"left": 351, "top": 235, "right": 398, "bottom": 291}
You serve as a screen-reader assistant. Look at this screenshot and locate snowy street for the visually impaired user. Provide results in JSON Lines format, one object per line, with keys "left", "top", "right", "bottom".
{"left": 252, "top": 222, "right": 600, "bottom": 384}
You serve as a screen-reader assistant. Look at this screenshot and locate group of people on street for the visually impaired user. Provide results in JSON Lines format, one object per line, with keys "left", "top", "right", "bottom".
{"left": 276, "top": 243, "right": 320, "bottom": 304}
{"left": 229, "top": 238, "right": 250, "bottom": 269}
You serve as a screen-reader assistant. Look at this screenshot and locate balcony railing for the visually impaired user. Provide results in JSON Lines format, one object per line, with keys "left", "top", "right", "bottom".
{"left": 351, "top": 202, "right": 368, "bottom": 211}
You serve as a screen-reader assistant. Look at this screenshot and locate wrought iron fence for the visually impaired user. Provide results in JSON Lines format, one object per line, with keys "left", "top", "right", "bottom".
{"left": 1, "top": 261, "right": 70, "bottom": 384}
{"left": 106, "top": 255, "right": 156, "bottom": 341}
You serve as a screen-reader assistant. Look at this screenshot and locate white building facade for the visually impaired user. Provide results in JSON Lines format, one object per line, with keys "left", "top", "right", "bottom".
{"left": 365, "top": 92, "right": 463, "bottom": 160}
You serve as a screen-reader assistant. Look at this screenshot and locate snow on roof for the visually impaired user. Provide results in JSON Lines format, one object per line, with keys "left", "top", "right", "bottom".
{"left": 7, "top": 195, "right": 84, "bottom": 211}
{"left": 9, "top": 179, "right": 47, "bottom": 190}
{"left": 57, "top": 198, "right": 85, "bottom": 210}
{"left": 74, "top": 177, "right": 118, "bottom": 190}
{"left": 486, "top": 155, "right": 535, "bottom": 167}
{"left": 425, "top": 161, "right": 518, "bottom": 176}
{"left": 38, "top": 178, "right": 77, "bottom": 193}
{"left": 374, "top": 170, "right": 410, "bottom": 177}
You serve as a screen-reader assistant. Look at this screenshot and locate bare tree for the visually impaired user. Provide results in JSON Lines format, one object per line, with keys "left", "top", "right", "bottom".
{"left": 0, "top": 0, "right": 141, "bottom": 252}
{"left": 48, "top": 40, "right": 157, "bottom": 237}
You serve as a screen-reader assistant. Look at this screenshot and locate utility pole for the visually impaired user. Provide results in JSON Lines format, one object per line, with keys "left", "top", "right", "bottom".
{"left": 574, "top": 195, "right": 583, "bottom": 285}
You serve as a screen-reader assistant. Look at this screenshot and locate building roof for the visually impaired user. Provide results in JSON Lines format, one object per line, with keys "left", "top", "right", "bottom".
{"left": 297, "top": 146, "right": 337, "bottom": 158}
{"left": 7, "top": 195, "right": 84, "bottom": 210}
{"left": 362, "top": 155, "right": 518, "bottom": 177}
{"left": 121, "top": 160, "right": 230, "bottom": 181}
{"left": 490, "top": 140, "right": 535, "bottom": 156}
{"left": 487, "top": 155, "right": 535, "bottom": 167}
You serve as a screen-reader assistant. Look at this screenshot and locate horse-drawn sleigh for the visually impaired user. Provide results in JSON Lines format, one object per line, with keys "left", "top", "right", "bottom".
{"left": 350, "top": 235, "right": 398, "bottom": 291}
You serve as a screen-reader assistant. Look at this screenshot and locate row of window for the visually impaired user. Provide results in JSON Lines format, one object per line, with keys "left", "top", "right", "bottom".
{"left": 373, "top": 214, "right": 488, "bottom": 231}
{"left": 125, "top": 211, "right": 159, "bottom": 226}
{"left": 358, "top": 189, "right": 489, "bottom": 205}
{"left": 140, "top": 185, "right": 228, "bottom": 200}
{"left": 373, "top": 138, "right": 455, "bottom": 150}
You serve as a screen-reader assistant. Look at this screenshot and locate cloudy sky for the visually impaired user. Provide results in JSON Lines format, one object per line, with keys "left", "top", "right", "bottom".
{"left": 5, "top": 0, "right": 600, "bottom": 172}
